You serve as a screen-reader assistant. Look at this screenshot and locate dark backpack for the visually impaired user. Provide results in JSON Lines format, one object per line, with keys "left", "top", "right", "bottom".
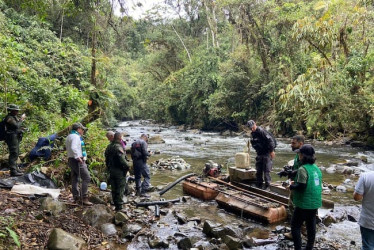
{"left": 0, "top": 118, "right": 7, "bottom": 141}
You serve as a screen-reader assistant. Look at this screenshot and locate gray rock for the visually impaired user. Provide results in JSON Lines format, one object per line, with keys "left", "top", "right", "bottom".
{"left": 40, "top": 197, "right": 66, "bottom": 215}
{"left": 148, "top": 236, "right": 169, "bottom": 248}
{"left": 211, "top": 226, "right": 242, "bottom": 239}
{"left": 175, "top": 213, "right": 187, "bottom": 224}
{"left": 47, "top": 228, "right": 86, "bottom": 250}
{"left": 223, "top": 235, "right": 242, "bottom": 250}
{"left": 114, "top": 212, "right": 129, "bottom": 225}
{"left": 100, "top": 223, "right": 117, "bottom": 236}
{"left": 323, "top": 215, "right": 337, "bottom": 227}
{"left": 148, "top": 135, "right": 165, "bottom": 144}
{"left": 123, "top": 223, "right": 142, "bottom": 235}
{"left": 326, "top": 166, "right": 336, "bottom": 174}
{"left": 178, "top": 237, "right": 192, "bottom": 250}
{"left": 336, "top": 185, "right": 347, "bottom": 193}
{"left": 82, "top": 204, "right": 113, "bottom": 228}
{"left": 203, "top": 220, "right": 219, "bottom": 237}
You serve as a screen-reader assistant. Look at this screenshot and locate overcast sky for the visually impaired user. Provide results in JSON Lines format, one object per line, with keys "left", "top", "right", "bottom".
{"left": 113, "top": 0, "right": 176, "bottom": 20}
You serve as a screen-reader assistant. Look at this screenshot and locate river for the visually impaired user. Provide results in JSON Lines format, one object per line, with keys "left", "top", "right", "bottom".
{"left": 117, "top": 120, "right": 373, "bottom": 249}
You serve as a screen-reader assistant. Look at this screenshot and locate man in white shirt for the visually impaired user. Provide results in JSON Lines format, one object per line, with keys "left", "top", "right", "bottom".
{"left": 66, "top": 122, "right": 92, "bottom": 205}
{"left": 354, "top": 171, "right": 374, "bottom": 250}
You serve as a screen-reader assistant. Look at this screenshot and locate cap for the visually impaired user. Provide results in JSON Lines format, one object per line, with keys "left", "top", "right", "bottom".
{"left": 72, "top": 122, "right": 87, "bottom": 131}
{"left": 7, "top": 104, "right": 20, "bottom": 111}
{"left": 295, "top": 144, "right": 315, "bottom": 156}
{"left": 246, "top": 120, "right": 255, "bottom": 129}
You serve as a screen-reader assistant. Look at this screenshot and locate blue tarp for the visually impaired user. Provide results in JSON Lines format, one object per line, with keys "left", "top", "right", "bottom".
{"left": 29, "top": 133, "right": 58, "bottom": 161}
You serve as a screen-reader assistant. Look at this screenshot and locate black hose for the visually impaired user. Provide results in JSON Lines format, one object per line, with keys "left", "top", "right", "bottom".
{"left": 155, "top": 205, "right": 160, "bottom": 217}
{"left": 159, "top": 172, "right": 196, "bottom": 196}
{"left": 136, "top": 198, "right": 181, "bottom": 207}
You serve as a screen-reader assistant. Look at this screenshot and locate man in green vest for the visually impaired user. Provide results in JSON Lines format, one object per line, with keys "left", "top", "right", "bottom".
{"left": 289, "top": 144, "right": 322, "bottom": 250}
{"left": 105, "top": 132, "right": 129, "bottom": 211}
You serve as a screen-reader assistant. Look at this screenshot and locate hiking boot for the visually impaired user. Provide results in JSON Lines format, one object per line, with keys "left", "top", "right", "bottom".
{"left": 10, "top": 170, "right": 23, "bottom": 177}
{"left": 140, "top": 193, "right": 150, "bottom": 198}
{"left": 82, "top": 197, "right": 93, "bottom": 206}
{"left": 73, "top": 196, "right": 81, "bottom": 203}
{"left": 115, "top": 205, "right": 123, "bottom": 211}
{"left": 284, "top": 232, "right": 293, "bottom": 240}
{"left": 146, "top": 186, "right": 156, "bottom": 192}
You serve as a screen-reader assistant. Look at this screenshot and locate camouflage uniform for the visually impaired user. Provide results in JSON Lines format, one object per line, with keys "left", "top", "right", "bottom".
{"left": 105, "top": 141, "right": 129, "bottom": 211}
{"left": 5, "top": 113, "right": 24, "bottom": 175}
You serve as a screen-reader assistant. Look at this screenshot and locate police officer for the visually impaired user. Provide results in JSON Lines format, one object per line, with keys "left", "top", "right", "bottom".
{"left": 105, "top": 132, "right": 129, "bottom": 211}
{"left": 131, "top": 134, "right": 151, "bottom": 197}
{"left": 247, "top": 120, "right": 276, "bottom": 189}
{"left": 5, "top": 104, "right": 26, "bottom": 176}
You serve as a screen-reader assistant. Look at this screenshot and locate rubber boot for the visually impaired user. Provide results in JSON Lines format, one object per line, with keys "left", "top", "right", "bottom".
{"left": 82, "top": 197, "right": 93, "bottom": 206}
{"left": 10, "top": 170, "right": 23, "bottom": 177}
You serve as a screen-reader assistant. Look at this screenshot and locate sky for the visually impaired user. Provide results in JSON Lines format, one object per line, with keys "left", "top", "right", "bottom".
{"left": 112, "top": 0, "right": 176, "bottom": 20}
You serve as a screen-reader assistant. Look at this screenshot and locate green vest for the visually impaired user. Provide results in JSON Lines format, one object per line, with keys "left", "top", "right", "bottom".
{"left": 293, "top": 164, "right": 322, "bottom": 209}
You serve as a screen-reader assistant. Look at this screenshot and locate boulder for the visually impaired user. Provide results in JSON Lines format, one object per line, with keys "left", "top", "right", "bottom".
{"left": 326, "top": 166, "right": 336, "bottom": 174}
{"left": 122, "top": 223, "right": 143, "bottom": 239}
{"left": 82, "top": 204, "right": 113, "bottom": 228}
{"left": 148, "top": 135, "right": 165, "bottom": 144}
{"left": 148, "top": 236, "right": 169, "bottom": 248}
{"left": 222, "top": 235, "right": 242, "bottom": 250}
{"left": 203, "top": 220, "right": 220, "bottom": 237}
{"left": 100, "top": 223, "right": 117, "bottom": 236}
{"left": 336, "top": 185, "right": 347, "bottom": 193}
{"left": 40, "top": 197, "right": 66, "bottom": 215}
{"left": 177, "top": 237, "right": 193, "bottom": 250}
{"left": 47, "top": 228, "right": 86, "bottom": 250}
{"left": 211, "top": 226, "right": 242, "bottom": 239}
{"left": 114, "top": 212, "right": 130, "bottom": 225}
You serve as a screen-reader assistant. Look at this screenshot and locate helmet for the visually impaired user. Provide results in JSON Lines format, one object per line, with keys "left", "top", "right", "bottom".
{"left": 7, "top": 104, "right": 20, "bottom": 111}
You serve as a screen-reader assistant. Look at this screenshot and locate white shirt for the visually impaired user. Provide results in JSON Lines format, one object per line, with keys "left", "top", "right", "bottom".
{"left": 66, "top": 133, "right": 83, "bottom": 159}
{"left": 355, "top": 172, "right": 374, "bottom": 230}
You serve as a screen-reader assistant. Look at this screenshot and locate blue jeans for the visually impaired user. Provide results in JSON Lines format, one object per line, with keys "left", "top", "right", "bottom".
{"left": 133, "top": 159, "right": 150, "bottom": 193}
{"left": 361, "top": 226, "right": 374, "bottom": 250}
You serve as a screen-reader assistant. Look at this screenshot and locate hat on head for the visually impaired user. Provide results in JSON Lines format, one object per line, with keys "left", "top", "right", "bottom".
{"left": 295, "top": 144, "right": 315, "bottom": 156}
{"left": 7, "top": 104, "right": 20, "bottom": 111}
{"left": 246, "top": 120, "right": 255, "bottom": 129}
{"left": 72, "top": 122, "right": 87, "bottom": 131}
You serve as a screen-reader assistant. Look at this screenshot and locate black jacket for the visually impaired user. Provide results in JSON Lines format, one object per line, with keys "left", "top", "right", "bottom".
{"left": 250, "top": 127, "right": 275, "bottom": 155}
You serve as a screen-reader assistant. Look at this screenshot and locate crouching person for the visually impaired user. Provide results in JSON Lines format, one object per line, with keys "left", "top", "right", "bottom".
{"left": 105, "top": 132, "right": 130, "bottom": 211}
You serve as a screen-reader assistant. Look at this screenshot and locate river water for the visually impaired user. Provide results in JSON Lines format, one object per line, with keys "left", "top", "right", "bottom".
{"left": 118, "top": 120, "right": 374, "bottom": 249}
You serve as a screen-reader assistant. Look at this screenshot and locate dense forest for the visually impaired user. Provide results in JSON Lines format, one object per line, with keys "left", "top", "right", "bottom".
{"left": 0, "top": 0, "right": 373, "bottom": 146}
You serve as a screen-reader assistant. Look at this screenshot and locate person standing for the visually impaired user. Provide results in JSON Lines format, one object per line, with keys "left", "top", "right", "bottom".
{"left": 353, "top": 171, "right": 374, "bottom": 250}
{"left": 131, "top": 134, "right": 151, "bottom": 197}
{"left": 105, "top": 132, "right": 129, "bottom": 211}
{"left": 4, "top": 104, "right": 26, "bottom": 177}
{"left": 106, "top": 131, "right": 114, "bottom": 142}
{"left": 290, "top": 144, "right": 322, "bottom": 250}
{"left": 247, "top": 120, "right": 276, "bottom": 189}
{"left": 289, "top": 135, "right": 305, "bottom": 209}
{"left": 66, "top": 122, "right": 92, "bottom": 205}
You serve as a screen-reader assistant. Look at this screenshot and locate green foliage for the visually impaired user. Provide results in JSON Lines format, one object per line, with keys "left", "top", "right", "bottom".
{"left": 5, "top": 227, "right": 20, "bottom": 248}
{"left": 0, "top": 216, "right": 20, "bottom": 248}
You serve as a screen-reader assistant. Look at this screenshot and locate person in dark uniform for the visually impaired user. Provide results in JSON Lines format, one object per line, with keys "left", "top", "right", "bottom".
{"left": 5, "top": 104, "right": 26, "bottom": 176}
{"left": 105, "top": 132, "right": 129, "bottom": 211}
{"left": 131, "top": 134, "right": 151, "bottom": 197}
{"left": 247, "top": 120, "right": 276, "bottom": 189}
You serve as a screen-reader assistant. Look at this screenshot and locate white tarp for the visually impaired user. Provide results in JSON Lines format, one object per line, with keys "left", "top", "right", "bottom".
{"left": 11, "top": 184, "right": 60, "bottom": 199}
